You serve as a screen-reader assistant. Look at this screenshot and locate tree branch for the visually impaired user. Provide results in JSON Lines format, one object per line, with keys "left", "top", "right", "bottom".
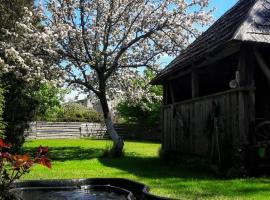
{"left": 79, "top": 0, "right": 93, "bottom": 62}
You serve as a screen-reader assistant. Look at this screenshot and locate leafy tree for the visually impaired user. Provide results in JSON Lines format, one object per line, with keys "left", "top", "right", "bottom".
{"left": 34, "top": 83, "right": 66, "bottom": 121}
{"left": 0, "top": 74, "right": 39, "bottom": 152}
{"left": 1, "top": 0, "right": 212, "bottom": 155}
{"left": 0, "top": 0, "right": 35, "bottom": 151}
{"left": 117, "top": 69, "right": 162, "bottom": 127}
{"left": 0, "top": 0, "right": 61, "bottom": 151}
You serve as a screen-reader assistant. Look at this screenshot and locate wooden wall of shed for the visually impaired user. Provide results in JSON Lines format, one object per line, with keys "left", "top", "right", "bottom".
{"left": 162, "top": 88, "right": 253, "bottom": 162}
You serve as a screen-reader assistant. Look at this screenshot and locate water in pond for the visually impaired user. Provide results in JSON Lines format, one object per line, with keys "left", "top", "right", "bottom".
{"left": 17, "top": 189, "right": 127, "bottom": 200}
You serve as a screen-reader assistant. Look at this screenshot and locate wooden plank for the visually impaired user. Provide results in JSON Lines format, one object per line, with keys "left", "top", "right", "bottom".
{"left": 163, "top": 107, "right": 168, "bottom": 149}
{"left": 172, "top": 87, "right": 255, "bottom": 106}
{"left": 238, "top": 91, "right": 247, "bottom": 145}
{"left": 169, "top": 106, "right": 172, "bottom": 151}
{"left": 233, "top": 91, "right": 240, "bottom": 146}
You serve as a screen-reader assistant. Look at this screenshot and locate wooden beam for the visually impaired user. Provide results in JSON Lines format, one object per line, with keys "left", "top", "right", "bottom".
{"left": 167, "top": 42, "right": 241, "bottom": 82}
{"left": 254, "top": 47, "right": 270, "bottom": 85}
{"left": 168, "top": 69, "right": 191, "bottom": 81}
{"left": 195, "top": 42, "right": 241, "bottom": 69}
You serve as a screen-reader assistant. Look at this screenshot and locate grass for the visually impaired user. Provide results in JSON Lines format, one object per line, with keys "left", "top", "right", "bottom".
{"left": 22, "top": 139, "right": 270, "bottom": 200}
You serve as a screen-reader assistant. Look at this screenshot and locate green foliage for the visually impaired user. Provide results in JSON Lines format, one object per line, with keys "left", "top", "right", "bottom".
{"left": 34, "top": 83, "right": 66, "bottom": 121}
{"left": 56, "top": 103, "right": 102, "bottom": 122}
{"left": 0, "top": 0, "right": 42, "bottom": 152}
{"left": 117, "top": 69, "right": 162, "bottom": 127}
{"left": 1, "top": 72, "right": 39, "bottom": 152}
{"left": 117, "top": 101, "right": 161, "bottom": 126}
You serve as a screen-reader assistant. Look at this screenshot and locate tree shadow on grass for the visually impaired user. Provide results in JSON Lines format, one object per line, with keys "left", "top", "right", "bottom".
{"left": 99, "top": 154, "right": 215, "bottom": 180}
{"left": 99, "top": 154, "right": 270, "bottom": 199}
{"left": 99, "top": 155, "right": 270, "bottom": 199}
{"left": 23, "top": 146, "right": 103, "bottom": 162}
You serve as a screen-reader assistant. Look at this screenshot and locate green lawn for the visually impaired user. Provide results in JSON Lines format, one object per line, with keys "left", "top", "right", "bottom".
{"left": 23, "top": 139, "right": 270, "bottom": 200}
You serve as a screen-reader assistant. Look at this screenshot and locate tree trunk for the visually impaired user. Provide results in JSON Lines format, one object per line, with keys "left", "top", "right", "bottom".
{"left": 99, "top": 90, "right": 124, "bottom": 156}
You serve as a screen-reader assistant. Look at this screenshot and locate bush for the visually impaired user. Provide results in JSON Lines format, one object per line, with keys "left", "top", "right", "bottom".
{"left": 0, "top": 73, "right": 40, "bottom": 152}
{"left": 56, "top": 103, "right": 102, "bottom": 122}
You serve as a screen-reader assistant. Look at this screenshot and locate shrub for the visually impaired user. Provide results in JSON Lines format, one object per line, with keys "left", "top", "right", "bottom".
{"left": 56, "top": 103, "right": 102, "bottom": 122}
{"left": 117, "top": 101, "right": 161, "bottom": 127}
{"left": 0, "top": 138, "right": 51, "bottom": 199}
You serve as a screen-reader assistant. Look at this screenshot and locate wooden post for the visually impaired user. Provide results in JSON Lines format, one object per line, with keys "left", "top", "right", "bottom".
{"left": 238, "top": 46, "right": 247, "bottom": 86}
{"left": 192, "top": 70, "right": 199, "bottom": 98}
{"left": 163, "top": 84, "right": 168, "bottom": 105}
{"left": 237, "top": 45, "right": 255, "bottom": 146}
{"left": 169, "top": 82, "right": 176, "bottom": 104}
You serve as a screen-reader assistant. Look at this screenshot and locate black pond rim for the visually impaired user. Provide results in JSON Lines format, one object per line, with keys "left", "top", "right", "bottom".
{"left": 10, "top": 185, "right": 134, "bottom": 200}
{"left": 12, "top": 178, "right": 176, "bottom": 200}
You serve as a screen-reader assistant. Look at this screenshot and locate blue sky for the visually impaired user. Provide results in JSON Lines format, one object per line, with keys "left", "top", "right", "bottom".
{"left": 211, "top": 0, "right": 238, "bottom": 19}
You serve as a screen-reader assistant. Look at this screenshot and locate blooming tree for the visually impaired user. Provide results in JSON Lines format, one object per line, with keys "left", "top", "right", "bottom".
{"left": 3, "top": 0, "right": 212, "bottom": 155}
{"left": 0, "top": 7, "right": 62, "bottom": 85}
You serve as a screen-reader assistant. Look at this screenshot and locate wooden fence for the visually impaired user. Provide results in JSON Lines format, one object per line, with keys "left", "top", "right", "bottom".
{"left": 25, "top": 122, "right": 107, "bottom": 139}
{"left": 25, "top": 122, "right": 161, "bottom": 141}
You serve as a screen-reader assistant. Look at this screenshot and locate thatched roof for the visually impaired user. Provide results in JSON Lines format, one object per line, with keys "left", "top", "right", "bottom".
{"left": 152, "top": 0, "right": 270, "bottom": 84}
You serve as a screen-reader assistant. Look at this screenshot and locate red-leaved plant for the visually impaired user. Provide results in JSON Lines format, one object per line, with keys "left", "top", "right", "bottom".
{"left": 0, "top": 138, "right": 51, "bottom": 199}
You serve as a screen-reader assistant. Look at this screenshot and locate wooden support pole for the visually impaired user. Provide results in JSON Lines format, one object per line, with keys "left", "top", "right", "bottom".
{"left": 238, "top": 47, "right": 247, "bottom": 86}
{"left": 169, "top": 82, "right": 175, "bottom": 104}
{"left": 192, "top": 70, "right": 199, "bottom": 98}
{"left": 254, "top": 47, "right": 270, "bottom": 85}
{"left": 163, "top": 84, "right": 167, "bottom": 105}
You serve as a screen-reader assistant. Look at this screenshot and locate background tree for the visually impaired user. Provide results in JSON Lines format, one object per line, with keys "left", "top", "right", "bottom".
{"left": 0, "top": 0, "right": 35, "bottom": 151}
{"left": 117, "top": 69, "right": 162, "bottom": 127}
{"left": 0, "top": 1, "right": 61, "bottom": 151}
{"left": 31, "top": 0, "right": 212, "bottom": 156}
{"left": 34, "top": 83, "right": 66, "bottom": 121}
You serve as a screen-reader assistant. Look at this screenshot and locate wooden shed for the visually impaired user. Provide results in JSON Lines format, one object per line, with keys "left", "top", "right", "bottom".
{"left": 152, "top": 0, "right": 270, "bottom": 168}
